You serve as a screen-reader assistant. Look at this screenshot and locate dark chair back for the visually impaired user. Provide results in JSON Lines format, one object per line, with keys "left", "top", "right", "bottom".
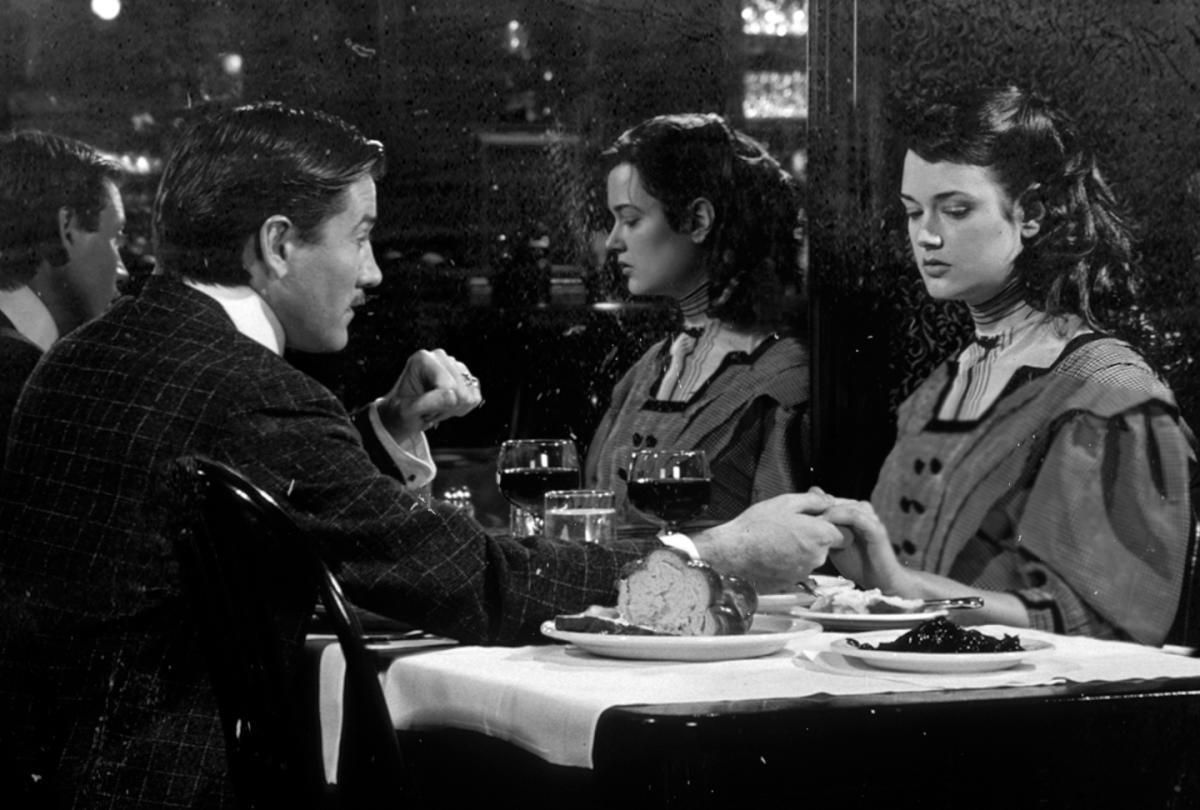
{"left": 172, "top": 457, "right": 405, "bottom": 808}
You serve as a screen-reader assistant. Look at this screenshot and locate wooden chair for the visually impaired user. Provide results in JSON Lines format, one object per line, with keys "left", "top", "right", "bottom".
{"left": 171, "top": 457, "right": 405, "bottom": 809}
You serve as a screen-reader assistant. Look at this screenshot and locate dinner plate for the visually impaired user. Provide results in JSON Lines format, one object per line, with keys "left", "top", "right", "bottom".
{"left": 788, "top": 607, "right": 949, "bottom": 632}
{"left": 540, "top": 614, "right": 822, "bottom": 662}
{"left": 757, "top": 575, "right": 856, "bottom": 613}
{"left": 830, "top": 631, "right": 1055, "bottom": 673}
{"left": 757, "top": 591, "right": 815, "bottom": 612}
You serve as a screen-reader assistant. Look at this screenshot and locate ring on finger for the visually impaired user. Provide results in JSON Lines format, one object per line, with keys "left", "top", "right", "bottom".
{"left": 463, "top": 373, "right": 480, "bottom": 387}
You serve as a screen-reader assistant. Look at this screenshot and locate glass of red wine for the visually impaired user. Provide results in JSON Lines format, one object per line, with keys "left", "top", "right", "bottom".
{"left": 626, "top": 448, "right": 711, "bottom": 535}
{"left": 497, "top": 439, "right": 581, "bottom": 539}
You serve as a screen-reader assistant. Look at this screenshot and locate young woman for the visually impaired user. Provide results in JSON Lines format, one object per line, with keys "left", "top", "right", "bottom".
{"left": 584, "top": 113, "right": 809, "bottom": 523}
{"left": 823, "top": 85, "right": 1195, "bottom": 645}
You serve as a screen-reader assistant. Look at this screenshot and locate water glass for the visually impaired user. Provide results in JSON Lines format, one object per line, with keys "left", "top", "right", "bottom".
{"left": 543, "top": 489, "right": 616, "bottom": 545}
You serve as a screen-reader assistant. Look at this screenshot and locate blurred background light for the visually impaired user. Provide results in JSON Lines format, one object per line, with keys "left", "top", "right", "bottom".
{"left": 742, "top": 70, "right": 807, "bottom": 119}
{"left": 741, "top": 0, "right": 807, "bottom": 37}
{"left": 220, "top": 52, "right": 243, "bottom": 75}
{"left": 90, "top": 0, "right": 121, "bottom": 22}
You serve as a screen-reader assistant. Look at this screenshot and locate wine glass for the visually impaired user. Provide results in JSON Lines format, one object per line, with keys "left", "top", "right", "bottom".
{"left": 496, "top": 439, "right": 581, "bottom": 538}
{"left": 626, "top": 448, "right": 711, "bottom": 535}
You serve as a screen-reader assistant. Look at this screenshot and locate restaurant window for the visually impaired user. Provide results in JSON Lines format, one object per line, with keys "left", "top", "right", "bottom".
{"left": 1, "top": 0, "right": 807, "bottom": 525}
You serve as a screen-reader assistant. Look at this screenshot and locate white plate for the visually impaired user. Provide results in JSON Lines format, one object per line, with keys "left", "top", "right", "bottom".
{"left": 830, "top": 631, "right": 1055, "bottom": 673}
{"left": 757, "top": 575, "right": 856, "bottom": 613}
{"left": 789, "top": 607, "right": 949, "bottom": 631}
{"left": 540, "top": 614, "right": 822, "bottom": 662}
{"left": 757, "top": 591, "right": 815, "bottom": 612}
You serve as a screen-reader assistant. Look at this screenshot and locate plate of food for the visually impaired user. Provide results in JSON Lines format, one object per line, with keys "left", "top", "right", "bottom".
{"left": 789, "top": 587, "right": 949, "bottom": 631}
{"left": 542, "top": 613, "right": 821, "bottom": 662}
{"left": 829, "top": 618, "right": 1054, "bottom": 673}
{"left": 757, "top": 574, "right": 855, "bottom": 613}
{"left": 541, "top": 547, "right": 820, "bottom": 661}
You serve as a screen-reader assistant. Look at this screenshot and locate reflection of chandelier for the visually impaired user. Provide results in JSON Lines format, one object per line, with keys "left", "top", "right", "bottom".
{"left": 743, "top": 71, "right": 807, "bottom": 120}
{"left": 741, "top": 0, "right": 808, "bottom": 38}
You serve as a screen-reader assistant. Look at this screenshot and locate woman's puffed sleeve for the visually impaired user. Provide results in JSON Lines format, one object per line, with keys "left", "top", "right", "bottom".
{"left": 750, "top": 397, "right": 810, "bottom": 502}
{"left": 1012, "top": 402, "right": 1193, "bottom": 644}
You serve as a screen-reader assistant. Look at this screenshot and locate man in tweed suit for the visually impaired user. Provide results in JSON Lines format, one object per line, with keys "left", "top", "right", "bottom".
{"left": 0, "top": 103, "right": 845, "bottom": 807}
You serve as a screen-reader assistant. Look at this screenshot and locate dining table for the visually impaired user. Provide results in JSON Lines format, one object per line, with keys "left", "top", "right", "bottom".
{"left": 307, "top": 614, "right": 1200, "bottom": 809}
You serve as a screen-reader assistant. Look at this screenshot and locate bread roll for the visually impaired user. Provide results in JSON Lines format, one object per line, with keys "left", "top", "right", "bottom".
{"left": 616, "top": 547, "right": 755, "bottom": 636}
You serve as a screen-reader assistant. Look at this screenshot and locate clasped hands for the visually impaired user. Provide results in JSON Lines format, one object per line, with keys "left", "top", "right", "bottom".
{"left": 375, "top": 349, "right": 484, "bottom": 443}
{"left": 693, "top": 488, "right": 913, "bottom": 596}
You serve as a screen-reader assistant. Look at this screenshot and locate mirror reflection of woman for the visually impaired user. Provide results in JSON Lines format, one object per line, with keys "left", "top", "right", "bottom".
{"left": 584, "top": 114, "right": 809, "bottom": 524}
{"left": 824, "top": 85, "right": 1195, "bottom": 645}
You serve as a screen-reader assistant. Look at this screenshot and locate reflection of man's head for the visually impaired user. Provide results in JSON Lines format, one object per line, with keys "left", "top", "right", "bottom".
{"left": 0, "top": 131, "right": 126, "bottom": 329}
{"left": 154, "top": 102, "right": 387, "bottom": 353}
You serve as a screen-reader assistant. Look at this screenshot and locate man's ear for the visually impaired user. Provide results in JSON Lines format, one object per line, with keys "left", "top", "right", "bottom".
{"left": 256, "top": 215, "right": 294, "bottom": 279}
{"left": 58, "top": 207, "right": 78, "bottom": 249}
{"left": 52, "top": 207, "right": 85, "bottom": 267}
{"left": 686, "top": 197, "right": 715, "bottom": 244}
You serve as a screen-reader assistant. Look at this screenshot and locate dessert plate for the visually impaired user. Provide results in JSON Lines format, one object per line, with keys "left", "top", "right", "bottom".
{"left": 830, "top": 631, "right": 1055, "bottom": 673}
{"left": 540, "top": 614, "right": 821, "bottom": 662}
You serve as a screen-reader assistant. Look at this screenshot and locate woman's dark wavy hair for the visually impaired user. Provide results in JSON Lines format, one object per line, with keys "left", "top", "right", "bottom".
{"left": 154, "top": 102, "right": 385, "bottom": 285}
{"left": 0, "top": 131, "right": 122, "bottom": 290}
{"left": 601, "top": 113, "right": 802, "bottom": 331}
{"left": 904, "top": 85, "right": 1134, "bottom": 328}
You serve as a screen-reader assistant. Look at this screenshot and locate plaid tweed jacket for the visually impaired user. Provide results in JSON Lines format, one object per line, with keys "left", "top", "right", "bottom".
{"left": 0, "top": 275, "right": 651, "bottom": 808}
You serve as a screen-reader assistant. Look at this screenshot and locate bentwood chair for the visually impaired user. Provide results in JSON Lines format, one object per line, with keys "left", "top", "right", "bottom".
{"left": 171, "top": 457, "right": 405, "bottom": 809}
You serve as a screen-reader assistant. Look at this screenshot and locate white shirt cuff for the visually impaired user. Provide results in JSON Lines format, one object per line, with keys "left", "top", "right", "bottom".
{"left": 659, "top": 532, "right": 701, "bottom": 561}
{"left": 368, "top": 399, "right": 437, "bottom": 488}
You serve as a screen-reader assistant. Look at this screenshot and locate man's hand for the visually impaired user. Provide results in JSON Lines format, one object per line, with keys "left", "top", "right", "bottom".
{"left": 376, "top": 349, "right": 483, "bottom": 443}
{"left": 690, "top": 493, "right": 849, "bottom": 594}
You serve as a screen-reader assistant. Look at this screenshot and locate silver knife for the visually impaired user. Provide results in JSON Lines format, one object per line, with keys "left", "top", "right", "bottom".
{"left": 920, "top": 596, "right": 984, "bottom": 611}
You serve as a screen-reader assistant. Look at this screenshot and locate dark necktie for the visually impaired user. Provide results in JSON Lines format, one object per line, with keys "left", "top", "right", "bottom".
{"left": 975, "top": 333, "right": 1003, "bottom": 352}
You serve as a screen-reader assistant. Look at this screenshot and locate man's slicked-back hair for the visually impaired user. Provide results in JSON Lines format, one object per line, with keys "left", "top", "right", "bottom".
{"left": 153, "top": 102, "right": 386, "bottom": 285}
{"left": 0, "top": 131, "right": 122, "bottom": 290}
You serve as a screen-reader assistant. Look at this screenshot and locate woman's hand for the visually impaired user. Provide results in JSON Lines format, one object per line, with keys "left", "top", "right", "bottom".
{"left": 820, "top": 498, "right": 916, "bottom": 597}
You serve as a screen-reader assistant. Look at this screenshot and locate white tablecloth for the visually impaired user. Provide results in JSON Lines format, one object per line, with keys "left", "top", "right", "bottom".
{"left": 316, "top": 626, "right": 1200, "bottom": 776}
